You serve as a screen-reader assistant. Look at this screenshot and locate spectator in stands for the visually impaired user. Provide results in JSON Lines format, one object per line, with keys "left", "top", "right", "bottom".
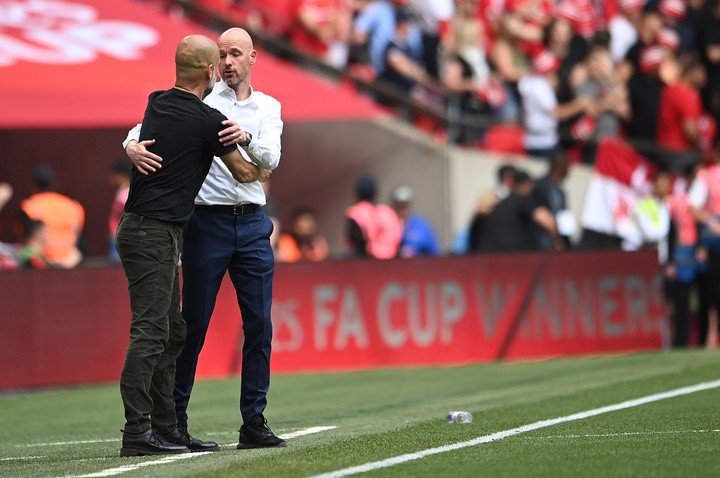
{"left": 441, "top": 51, "right": 490, "bottom": 145}
{"left": 442, "top": 0, "right": 489, "bottom": 86}
{"left": 609, "top": 0, "right": 643, "bottom": 62}
{"left": 627, "top": 170, "right": 672, "bottom": 255}
{"left": 666, "top": 165, "right": 710, "bottom": 347}
{"left": 699, "top": 0, "right": 720, "bottom": 130}
{"left": 533, "top": 149, "right": 574, "bottom": 250}
{"left": 626, "top": 46, "right": 666, "bottom": 142}
{"left": 352, "top": 0, "right": 422, "bottom": 76}
{"left": 502, "top": 0, "right": 554, "bottom": 59}
{"left": 345, "top": 174, "right": 402, "bottom": 258}
{"left": 441, "top": 0, "right": 493, "bottom": 144}
{"left": 546, "top": 18, "right": 588, "bottom": 86}
{"left": 277, "top": 207, "right": 329, "bottom": 262}
{"left": 659, "top": 0, "right": 686, "bottom": 29}
{"left": 657, "top": 27, "right": 681, "bottom": 56}
{"left": 390, "top": 185, "right": 441, "bottom": 257}
{"left": 688, "top": 139, "right": 720, "bottom": 346}
{"left": 619, "top": 8, "right": 663, "bottom": 82}
{"left": 378, "top": 6, "right": 435, "bottom": 98}
{"left": 468, "top": 163, "right": 516, "bottom": 253}
{"left": 410, "top": 0, "right": 454, "bottom": 78}
{"left": 290, "top": 0, "right": 353, "bottom": 67}
{"left": 573, "top": 47, "right": 630, "bottom": 141}
{"left": 518, "top": 50, "right": 590, "bottom": 159}
{"left": 108, "top": 159, "right": 131, "bottom": 263}
{"left": 555, "top": 0, "right": 603, "bottom": 41}
{"left": 473, "top": 169, "right": 557, "bottom": 252}
{"left": 20, "top": 165, "right": 84, "bottom": 268}
{"left": 656, "top": 54, "right": 707, "bottom": 173}
{"left": 490, "top": 22, "right": 529, "bottom": 123}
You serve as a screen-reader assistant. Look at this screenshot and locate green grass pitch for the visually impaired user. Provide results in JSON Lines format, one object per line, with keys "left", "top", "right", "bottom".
{"left": 1, "top": 349, "right": 718, "bottom": 477}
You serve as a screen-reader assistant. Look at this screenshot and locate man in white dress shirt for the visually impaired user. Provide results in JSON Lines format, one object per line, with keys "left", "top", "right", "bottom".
{"left": 123, "top": 27, "right": 285, "bottom": 449}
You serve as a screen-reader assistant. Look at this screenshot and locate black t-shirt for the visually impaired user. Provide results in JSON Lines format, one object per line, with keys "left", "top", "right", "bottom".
{"left": 478, "top": 193, "right": 540, "bottom": 252}
{"left": 626, "top": 72, "right": 663, "bottom": 140}
{"left": 124, "top": 88, "right": 235, "bottom": 225}
{"left": 624, "top": 40, "right": 646, "bottom": 70}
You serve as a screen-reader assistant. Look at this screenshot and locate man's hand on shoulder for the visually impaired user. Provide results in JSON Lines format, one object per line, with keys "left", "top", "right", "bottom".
{"left": 219, "top": 120, "right": 249, "bottom": 147}
{"left": 126, "top": 139, "right": 163, "bottom": 175}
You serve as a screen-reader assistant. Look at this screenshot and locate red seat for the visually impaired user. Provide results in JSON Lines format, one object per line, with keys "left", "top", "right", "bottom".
{"left": 481, "top": 124, "right": 525, "bottom": 155}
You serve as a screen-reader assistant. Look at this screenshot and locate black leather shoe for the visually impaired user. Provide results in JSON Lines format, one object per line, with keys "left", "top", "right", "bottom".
{"left": 120, "top": 429, "right": 190, "bottom": 457}
{"left": 160, "top": 425, "right": 220, "bottom": 452}
{"left": 236, "top": 415, "right": 286, "bottom": 449}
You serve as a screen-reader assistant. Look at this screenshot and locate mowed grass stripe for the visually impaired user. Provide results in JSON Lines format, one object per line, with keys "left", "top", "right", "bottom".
{"left": 69, "top": 452, "right": 212, "bottom": 478}
{"left": 382, "top": 383, "right": 720, "bottom": 478}
{"left": 1, "top": 350, "right": 718, "bottom": 478}
{"left": 308, "top": 379, "right": 720, "bottom": 478}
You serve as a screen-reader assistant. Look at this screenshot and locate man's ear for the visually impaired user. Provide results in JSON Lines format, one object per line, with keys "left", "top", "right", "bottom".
{"left": 250, "top": 49, "right": 257, "bottom": 65}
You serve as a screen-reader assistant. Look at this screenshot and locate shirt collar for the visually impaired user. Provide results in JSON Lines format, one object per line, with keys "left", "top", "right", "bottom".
{"left": 218, "top": 81, "right": 257, "bottom": 107}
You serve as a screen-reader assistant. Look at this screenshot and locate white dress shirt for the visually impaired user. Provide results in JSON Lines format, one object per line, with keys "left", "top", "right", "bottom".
{"left": 122, "top": 81, "right": 283, "bottom": 206}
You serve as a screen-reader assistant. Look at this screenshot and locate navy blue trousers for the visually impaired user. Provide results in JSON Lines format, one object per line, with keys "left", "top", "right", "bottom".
{"left": 174, "top": 207, "right": 274, "bottom": 425}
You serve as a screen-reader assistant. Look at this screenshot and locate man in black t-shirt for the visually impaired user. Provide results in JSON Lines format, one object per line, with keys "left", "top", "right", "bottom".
{"left": 478, "top": 171, "right": 558, "bottom": 253}
{"left": 116, "top": 34, "right": 264, "bottom": 458}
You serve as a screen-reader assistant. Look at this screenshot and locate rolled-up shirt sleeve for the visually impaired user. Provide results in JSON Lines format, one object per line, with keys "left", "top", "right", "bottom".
{"left": 247, "top": 99, "right": 282, "bottom": 170}
{"left": 121, "top": 123, "right": 142, "bottom": 149}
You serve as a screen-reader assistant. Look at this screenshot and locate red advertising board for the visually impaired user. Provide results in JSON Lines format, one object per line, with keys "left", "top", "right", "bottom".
{"left": 200, "top": 250, "right": 666, "bottom": 377}
{"left": 0, "top": 251, "right": 666, "bottom": 391}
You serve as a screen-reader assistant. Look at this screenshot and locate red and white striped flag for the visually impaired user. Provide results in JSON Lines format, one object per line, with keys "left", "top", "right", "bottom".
{"left": 581, "top": 138, "right": 655, "bottom": 242}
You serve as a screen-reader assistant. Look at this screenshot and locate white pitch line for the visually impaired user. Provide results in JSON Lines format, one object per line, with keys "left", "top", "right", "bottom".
{"left": 69, "top": 452, "right": 211, "bottom": 478}
{"left": 282, "top": 426, "right": 338, "bottom": 440}
{"left": 17, "top": 439, "right": 117, "bottom": 447}
{"left": 222, "top": 425, "right": 338, "bottom": 446}
{"left": 524, "top": 429, "right": 720, "bottom": 440}
{"left": 309, "top": 379, "right": 720, "bottom": 478}
{"left": 68, "top": 425, "right": 337, "bottom": 477}
{"left": 1, "top": 455, "right": 46, "bottom": 461}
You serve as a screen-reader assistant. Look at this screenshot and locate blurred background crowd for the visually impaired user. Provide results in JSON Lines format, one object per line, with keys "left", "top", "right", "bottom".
{"left": 1, "top": 0, "right": 719, "bottom": 348}
{"left": 136, "top": 0, "right": 720, "bottom": 160}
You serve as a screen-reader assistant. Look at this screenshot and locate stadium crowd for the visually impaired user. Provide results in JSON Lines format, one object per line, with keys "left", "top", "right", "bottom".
{"left": 145, "top": 0, "right": 720, "bottom": 159}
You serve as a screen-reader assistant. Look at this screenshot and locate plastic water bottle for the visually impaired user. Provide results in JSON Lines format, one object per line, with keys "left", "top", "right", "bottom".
{"left": 446, "top": 411, "right": 473, "bottom": 424}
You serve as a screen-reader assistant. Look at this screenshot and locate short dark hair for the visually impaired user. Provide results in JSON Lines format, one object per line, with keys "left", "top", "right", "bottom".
{"left": 592, "top": 30, "right": 611, "bottom": 49}
{"left": 33, "top": 164, "right": 55, "bottom": 191}
{"left": 355, "top": 175, "right": 377, "bottom": 202}
{"left": 290, "top": 206, "right": 315, "bottom": 221}
{"left": 513, "top": 170, "right": 532, "bottom": 184}
{"left": 497, "top": 164, "right": 516, "bottom": 182}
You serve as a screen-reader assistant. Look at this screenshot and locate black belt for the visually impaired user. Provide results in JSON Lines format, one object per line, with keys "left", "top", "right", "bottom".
{"left": 196, "top": 204, "right": 260, "bottom": 215}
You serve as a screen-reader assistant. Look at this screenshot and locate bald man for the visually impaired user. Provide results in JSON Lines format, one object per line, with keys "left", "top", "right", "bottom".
{"left": 123, "top": 28, "right": 284, "bottom": 449}
{"left": 117, "top": 35, "right": 264, "bottom": 457}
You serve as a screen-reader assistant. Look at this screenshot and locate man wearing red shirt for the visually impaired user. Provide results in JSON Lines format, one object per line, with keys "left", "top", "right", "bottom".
{"left": 656, "top": 56, "right": 707, "bottom": 172}
{"left": 290, "top": 0, "right": 351, "bottom": 66}
{"left": 657, "top": 56, "right": 706, "bottom": 151}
